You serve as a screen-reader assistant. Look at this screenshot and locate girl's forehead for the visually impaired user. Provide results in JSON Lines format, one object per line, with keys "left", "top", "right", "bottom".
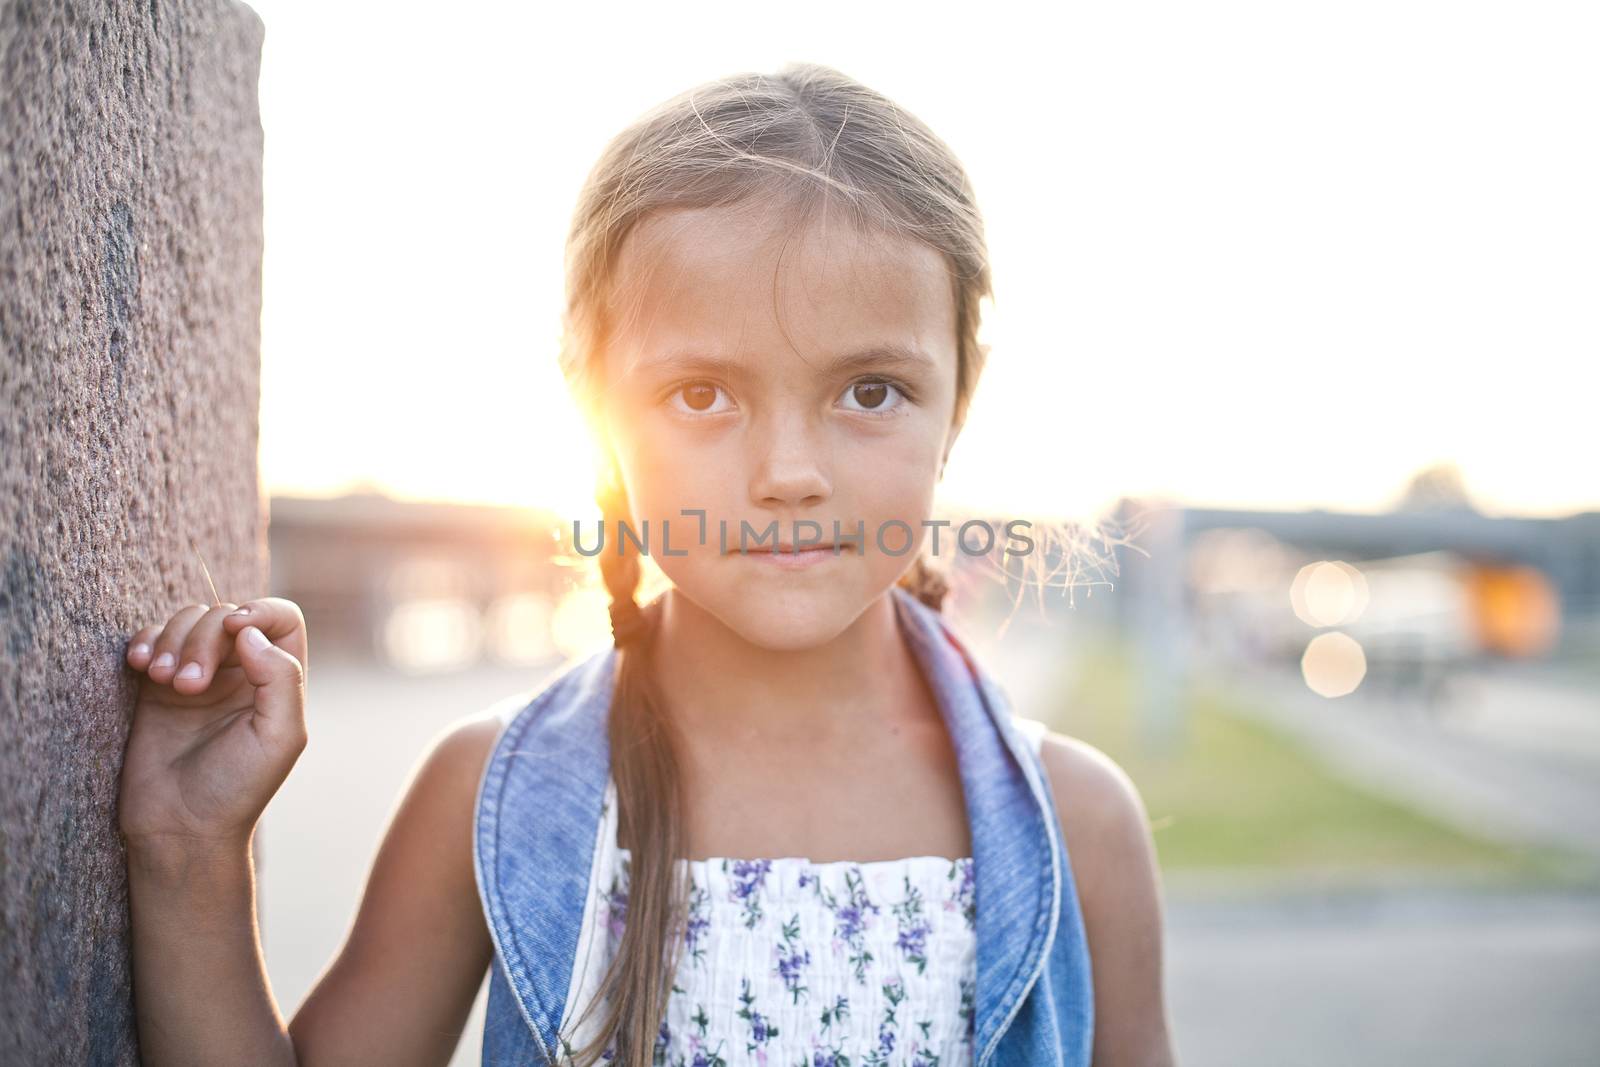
{"left": 608, "top": 205, "right": 957, "bottom": 373}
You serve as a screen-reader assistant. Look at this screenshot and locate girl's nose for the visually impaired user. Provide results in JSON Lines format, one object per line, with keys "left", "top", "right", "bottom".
{"left": 748, "top": 416, "right": 833, "bottom": 507}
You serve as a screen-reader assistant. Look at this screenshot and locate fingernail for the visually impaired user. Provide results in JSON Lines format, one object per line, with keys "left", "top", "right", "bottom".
{"left": 130, "top": 642, "right": 150, "bottom": 658}
{"left": 230, "top": 607, "right": 251, "bottom": 617}
{"left": 153, "top": 652, "right": 175, "bottom": 670}
{"left": 177, "top": 662, "right": 202, "bottom": 680}
{"left": 244, "top": 626, "right": 270, "bottom": 650}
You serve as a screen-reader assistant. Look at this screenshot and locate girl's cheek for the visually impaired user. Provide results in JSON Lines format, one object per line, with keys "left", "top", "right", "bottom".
{"left": 849, "top": 441, "right": 940, "bottom": 500}
{"left": 635, "top": 449, "right": 731, "bottom": 515}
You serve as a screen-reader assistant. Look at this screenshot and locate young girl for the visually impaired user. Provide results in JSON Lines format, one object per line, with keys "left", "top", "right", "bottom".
{"left": 120, "top": 63, "right": 1174, "bottom": 1066}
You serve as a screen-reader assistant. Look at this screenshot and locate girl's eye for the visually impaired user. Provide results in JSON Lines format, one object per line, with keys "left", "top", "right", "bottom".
{"left": 666, "top": 381, "right": 734, "bottom": 416}
{"left": 838, "top": 377, "right": 909, "bottom": 415}
{"left": 664, "top": 378, "right": 910, "bottom": 417}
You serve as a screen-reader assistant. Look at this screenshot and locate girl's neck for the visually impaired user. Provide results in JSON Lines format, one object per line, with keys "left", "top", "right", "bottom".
{"left": 653, "top": 587, "right": 932, "bottom": 747}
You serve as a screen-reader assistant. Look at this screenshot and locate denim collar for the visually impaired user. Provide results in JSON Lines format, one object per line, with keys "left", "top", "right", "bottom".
{"left": 473, "top": 584, "right": 1064, "bottom": 1065}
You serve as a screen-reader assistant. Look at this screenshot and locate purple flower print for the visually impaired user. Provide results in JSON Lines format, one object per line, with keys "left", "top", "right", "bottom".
{"left": 682, "top": 883, "right": 712, "bottom": 967}
{"left": 609, "top": 851, "right": 975, "bottom": 1065}
{"left": 867, "top": 1020, "right": 897, "bottom": 1065}
{"left": 818, "top": 866, "right": 881, "bottom": 984}
{"left": 946, "top": 857, "right": 977, "bottom": 931}
{"left": 892, "top": 877, "right": 933, "bottom": 974}
{"left": 736, "top": 977, "right": 779, "bottom": 1061}
{"left": 896, "top": 921, "right": 931, "bottom": 971}
{"left": 836, "top": 897, "right": 871, "bottom": 943}
{"left": 861, "top": 978, "right": 906, "bottom": 1066}
{"left": 603, "top": 870, "right": 629, "bottom": 943}
{"left": 727, "top": 858, "right": 774, "bottom": 929}
{"left": 774, "top": 913, "right": 812, "bottom": 1004}
{"left": 681, "top": 1029, "right": 729, "bottom": 1067}
{"left": 818, "top": 992, "right": 851, "bottom": 1036}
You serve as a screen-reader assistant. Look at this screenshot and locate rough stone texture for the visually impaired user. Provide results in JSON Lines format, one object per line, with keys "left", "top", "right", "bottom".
{"left": 0, "top": 1, "right": 265, "bottom": 1060}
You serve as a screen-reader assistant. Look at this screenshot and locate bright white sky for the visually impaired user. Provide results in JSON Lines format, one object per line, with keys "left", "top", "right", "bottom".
{"left": 247, "top": 0, "right": 1597, "bottom": 523}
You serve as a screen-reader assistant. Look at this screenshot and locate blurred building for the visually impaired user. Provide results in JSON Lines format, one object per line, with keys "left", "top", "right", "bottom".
{"left": 1106, "top": 494, "right": 1599, "bottom": 706}
{"left": 267, "top": 489, "right": 572, "bottom": 670}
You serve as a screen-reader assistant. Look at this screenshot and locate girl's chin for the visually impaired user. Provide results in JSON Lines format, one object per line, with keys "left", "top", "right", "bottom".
{"left": 694, "top": 591, "right": 869, "bottom": 651}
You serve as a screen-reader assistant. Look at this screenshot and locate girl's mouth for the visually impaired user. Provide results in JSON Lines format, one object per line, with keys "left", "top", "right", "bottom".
{"left": 736, "top": 543, "right": 854, "bottom": 569}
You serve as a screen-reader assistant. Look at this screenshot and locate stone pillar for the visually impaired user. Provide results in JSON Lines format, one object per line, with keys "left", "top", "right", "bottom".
{"left": 0, "top": 1, "right": 266, "bottom": 1061}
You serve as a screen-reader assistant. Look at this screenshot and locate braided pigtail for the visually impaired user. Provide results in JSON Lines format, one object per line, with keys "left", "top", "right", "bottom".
{"left": 555, "top": 480, "right": 691, "bottom": 1067}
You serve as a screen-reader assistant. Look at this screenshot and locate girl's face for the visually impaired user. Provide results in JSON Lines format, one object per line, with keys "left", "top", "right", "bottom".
{"left": 599, "top": 203, "right": 963, "bottom": 650}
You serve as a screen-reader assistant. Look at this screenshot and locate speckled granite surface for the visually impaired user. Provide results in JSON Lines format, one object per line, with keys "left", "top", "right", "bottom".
{"left": 0, "top": 1, "right": 266, "bottom": 1059}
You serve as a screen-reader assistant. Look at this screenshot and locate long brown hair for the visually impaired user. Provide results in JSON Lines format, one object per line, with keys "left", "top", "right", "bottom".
{"left": 551, "top": 61, "right": 991, "bottom": 1066}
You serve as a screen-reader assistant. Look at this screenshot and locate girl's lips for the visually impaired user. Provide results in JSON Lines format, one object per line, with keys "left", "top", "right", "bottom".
{"left": 737, "top": 544, "right": 853, "bottom": 569}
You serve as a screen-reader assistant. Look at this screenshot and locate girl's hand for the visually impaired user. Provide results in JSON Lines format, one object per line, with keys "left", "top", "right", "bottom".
{"left": 119, "top": 598, "right": 310, "bottom": 856}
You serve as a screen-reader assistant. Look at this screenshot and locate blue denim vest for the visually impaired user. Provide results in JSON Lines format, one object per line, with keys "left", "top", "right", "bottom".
{"left": 473, "top": 585, "right": 1094, "bottom": 1065}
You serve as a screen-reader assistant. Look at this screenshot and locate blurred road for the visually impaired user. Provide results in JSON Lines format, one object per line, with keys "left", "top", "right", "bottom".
{"left": 1166, "top": 883, "right": 1600, "bottom": 1067}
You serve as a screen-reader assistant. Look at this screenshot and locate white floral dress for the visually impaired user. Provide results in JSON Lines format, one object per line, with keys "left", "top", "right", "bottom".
{"left": 554, "top": 717, "right": 1050, "bottom": 1067}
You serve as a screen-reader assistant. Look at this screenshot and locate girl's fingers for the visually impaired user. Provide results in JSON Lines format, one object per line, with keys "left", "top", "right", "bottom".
{"left": 171, "top": 603, "right": 242, "bottom": 695}
{"left": 221, "top": 597, "right": 308, "bottom": 674}
{"left": 145, "top": 604, "right": 212, "bottom": 685}
{"left": 232, "top": 623, "right": 308, "bottom": 748}
{"left": 125, "top": 624, "right": 164, "bottom": 670}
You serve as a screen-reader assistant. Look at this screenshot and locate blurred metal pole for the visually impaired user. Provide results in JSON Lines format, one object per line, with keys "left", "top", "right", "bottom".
{"left": 1134, "top": 502, "right": 1188, "bottom": 755}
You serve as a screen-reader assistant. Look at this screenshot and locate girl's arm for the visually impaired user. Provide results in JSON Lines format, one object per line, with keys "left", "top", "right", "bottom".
{"left": 122, "top": 599, "right": 499, "bottom": 1066}
{"left": 126, "top": 832, "right": 297, "bottom": 1067}
{"left": 282, "top": 714, "right": 500, "bottom": 1065}
{"left": 1040, "top": 733, "right": 1178, "bottom": 1067}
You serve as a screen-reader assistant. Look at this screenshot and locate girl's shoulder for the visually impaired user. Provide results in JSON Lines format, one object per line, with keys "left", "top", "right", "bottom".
{"left": 1032, "top": 726, "right": 1155, "bottom": 866}
{"left": 1029, "top": 727, "right": 1171, "bottom": 1063}
{"left": 1008, "top": 711, "right": 1049, "bottom": 758}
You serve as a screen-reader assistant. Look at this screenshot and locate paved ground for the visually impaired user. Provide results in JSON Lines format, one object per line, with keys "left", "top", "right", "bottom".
{"left": 1164, "top": 883, "right": 1600, "bottom": 1067}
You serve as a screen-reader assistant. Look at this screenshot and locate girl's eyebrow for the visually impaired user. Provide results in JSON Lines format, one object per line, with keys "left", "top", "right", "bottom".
{"left": 636, "top": 343, "right": 936, "bottom": 378}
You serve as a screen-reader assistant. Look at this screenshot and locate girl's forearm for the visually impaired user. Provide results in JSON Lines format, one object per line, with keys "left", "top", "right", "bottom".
{"left": 125, "top": 835, "right": 300, "bottom": 1067}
